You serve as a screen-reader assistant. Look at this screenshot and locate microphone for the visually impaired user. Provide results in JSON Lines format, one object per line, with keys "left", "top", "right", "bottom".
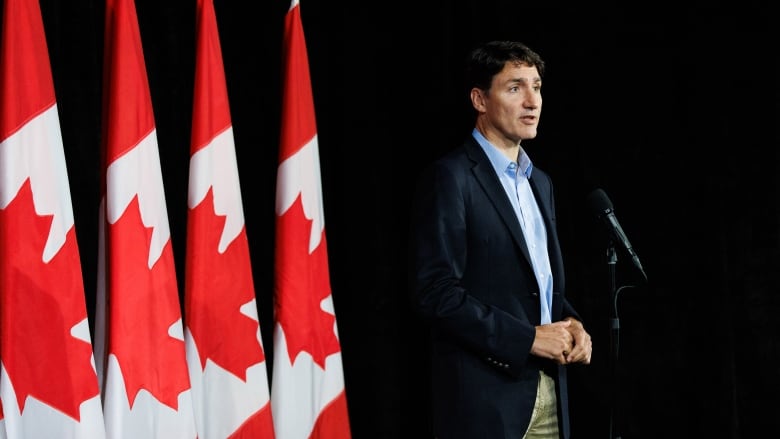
{"left": 586, "top": 188, "right": 647, "bottom": 282}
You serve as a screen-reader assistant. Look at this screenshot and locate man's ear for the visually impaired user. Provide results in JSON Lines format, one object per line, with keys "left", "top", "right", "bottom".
{"left": 470, "top": 88, "right": 486, "bottom": 112}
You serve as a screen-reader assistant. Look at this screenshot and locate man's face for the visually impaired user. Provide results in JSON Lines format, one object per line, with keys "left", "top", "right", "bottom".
{"left": 479, "top": 62, "right": 542, "bottom": 147}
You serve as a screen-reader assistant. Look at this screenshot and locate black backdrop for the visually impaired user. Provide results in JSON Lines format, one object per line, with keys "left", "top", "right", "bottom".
{"left": 25, "top": 1, "right": 780, "bottom": 438}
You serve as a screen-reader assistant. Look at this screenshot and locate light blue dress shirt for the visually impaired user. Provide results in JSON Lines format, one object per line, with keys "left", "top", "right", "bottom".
{"left": 473, "top": 128, "right": 554, "bottom": 324}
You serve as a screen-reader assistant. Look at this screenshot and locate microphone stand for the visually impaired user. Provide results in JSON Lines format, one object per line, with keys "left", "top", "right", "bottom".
{"left": 606, "top": 243, "right": 621, "bottom": 439}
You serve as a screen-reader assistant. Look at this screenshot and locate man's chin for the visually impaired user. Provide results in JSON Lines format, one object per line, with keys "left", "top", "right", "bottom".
{"left": 520, "top": 129, "right": 538, "bottom": 140}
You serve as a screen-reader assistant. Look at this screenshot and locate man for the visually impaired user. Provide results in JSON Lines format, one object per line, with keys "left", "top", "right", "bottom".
{"left": 409, "top": 40, "right": 592, "bottom": 439}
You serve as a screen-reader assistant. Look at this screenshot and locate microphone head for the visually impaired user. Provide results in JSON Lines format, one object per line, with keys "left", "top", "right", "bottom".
{"left": 586, "top": 188, "right": 614, "bottom": 218}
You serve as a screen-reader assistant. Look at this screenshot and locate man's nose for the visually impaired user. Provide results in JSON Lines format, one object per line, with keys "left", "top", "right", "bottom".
{"left": 524, "top": 93, "right": 541, "bottom": 109}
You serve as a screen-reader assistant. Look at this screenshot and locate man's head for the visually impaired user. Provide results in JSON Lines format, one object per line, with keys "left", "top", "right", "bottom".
{"left": 468, "top": 41, "right": 545, "bottom": 148}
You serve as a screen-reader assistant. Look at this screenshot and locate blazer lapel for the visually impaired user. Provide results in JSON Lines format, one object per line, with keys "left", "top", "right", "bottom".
{"left": 464, "top": 140, "right": 534, "bottom": 267}
{"left": 528, "top": 175, "right": 553, "bottom": 228}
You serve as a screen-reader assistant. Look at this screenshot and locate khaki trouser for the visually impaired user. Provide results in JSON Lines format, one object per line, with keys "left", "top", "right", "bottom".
{"left": 523, "top": 370, "right": 559, "bottom": 439}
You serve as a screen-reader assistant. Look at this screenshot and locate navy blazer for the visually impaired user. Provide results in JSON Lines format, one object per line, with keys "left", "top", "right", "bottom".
{"left": 409, "top": 136, "right": 581, "bottom": 439}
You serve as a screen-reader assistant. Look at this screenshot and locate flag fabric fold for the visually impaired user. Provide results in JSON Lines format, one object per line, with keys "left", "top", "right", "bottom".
{"left": 0, "top": 0, "right": 107, "bottom": 437}
{"left": 93, "top": 0, "right": 197, "bottom": 437}
{"left": 271, "top": 0, "right": 352, "bottom": 438}
{"left": 183, "top": 0, "right": 275, "bottom": 437}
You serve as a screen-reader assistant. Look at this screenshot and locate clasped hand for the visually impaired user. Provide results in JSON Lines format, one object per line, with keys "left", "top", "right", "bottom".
{"left": 531, "top": 318, "right": 592, "bottom": 365}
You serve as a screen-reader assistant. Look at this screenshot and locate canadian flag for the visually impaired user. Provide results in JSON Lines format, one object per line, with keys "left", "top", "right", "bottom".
{"left": 183, "top": 0, "right": 275, "bottom": 437}
{"left": 0, "top": 0, "right": 107, "bottom": 437}
{"left": 92, "top": 0, "right": 197, "bottom": 437}
{"left": 271, "top": 0, "right": 352, "bottom": 438}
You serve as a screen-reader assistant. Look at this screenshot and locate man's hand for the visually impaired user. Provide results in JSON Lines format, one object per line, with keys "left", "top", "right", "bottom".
{"left": 563, "top": 317, "right": 592, "bottom": 365}
{"left": 531, "top": 318, "right": 593, "bottom": 365}
{"left": 531, "top": 320, "right": 574, "bottom": 364}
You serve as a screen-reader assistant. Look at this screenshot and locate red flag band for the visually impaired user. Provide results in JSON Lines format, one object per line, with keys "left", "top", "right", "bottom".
{"left": 184, "top": 0, "right": 275, "bottom": 437}
{"left": 93, "top": 0, "right": 197, "bottom": 436}
{"left": 0, "top": 0, "right": 106, "bottom": 437}
{"left": 271, "top": 1, "right": 352, "bottom": 438}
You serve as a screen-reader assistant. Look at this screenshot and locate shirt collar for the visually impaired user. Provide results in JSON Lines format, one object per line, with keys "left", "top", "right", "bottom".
{"left": 472, "top": 128, "right": 534, "bottom": 178}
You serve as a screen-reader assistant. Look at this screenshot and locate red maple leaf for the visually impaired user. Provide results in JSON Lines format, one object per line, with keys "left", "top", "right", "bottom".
{"left": 0, "top": 179, "right": 99, "bottom": 421}
{"left": 275, "top": 195, "right": 340, "bottom": 369}
{"left": 185, "top": 188, "right": 264, "bottom": 379}
{"left": 106, "top": 196, "right": 190, "bottom": 410}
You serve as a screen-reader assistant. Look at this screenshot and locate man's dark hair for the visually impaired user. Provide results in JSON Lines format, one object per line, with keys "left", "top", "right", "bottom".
{"left": 465, "top": 41, "right": 545, "bottom": 92}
